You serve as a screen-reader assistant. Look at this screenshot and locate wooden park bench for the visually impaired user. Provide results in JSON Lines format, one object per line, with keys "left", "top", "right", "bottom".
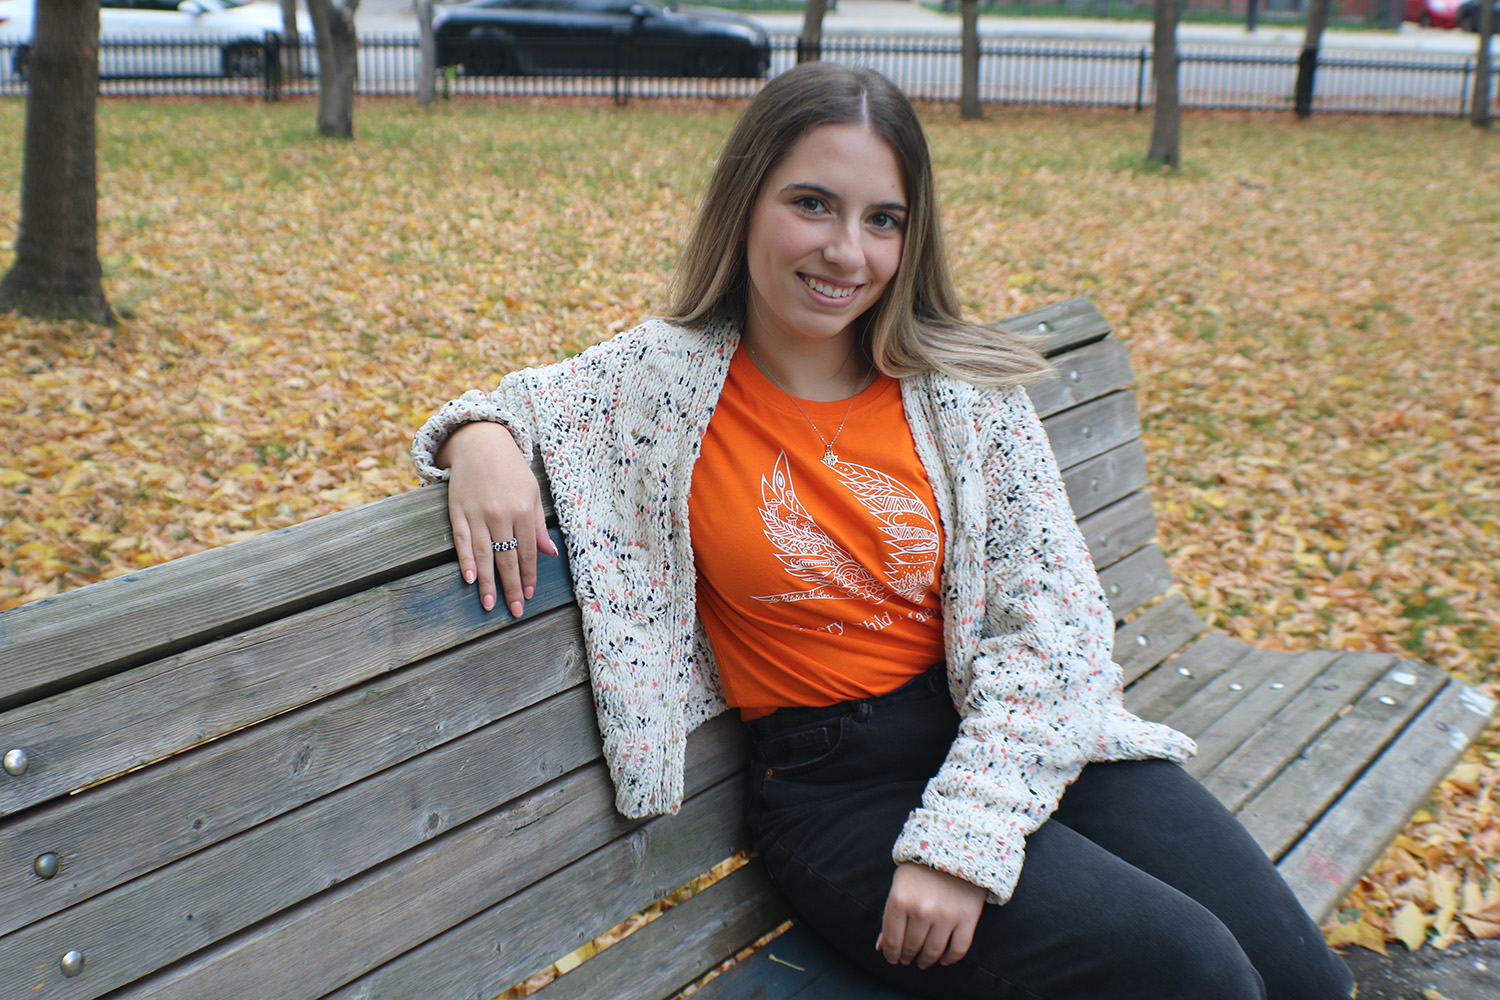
{"left": 1, "top": 298, "right": 1493, "bottom": 1000}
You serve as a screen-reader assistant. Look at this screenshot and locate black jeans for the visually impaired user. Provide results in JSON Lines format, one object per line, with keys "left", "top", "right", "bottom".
{"left": 745, "top": 663, "right": 1354, "bottom": 1000}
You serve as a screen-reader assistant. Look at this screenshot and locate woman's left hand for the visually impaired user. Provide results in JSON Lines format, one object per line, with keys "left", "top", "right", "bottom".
{"left": 877, "top": 862, "right": 987, "bottom": 969}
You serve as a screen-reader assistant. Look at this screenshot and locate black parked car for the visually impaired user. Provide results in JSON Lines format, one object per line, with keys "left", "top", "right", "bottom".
{"left": 433, "top": 0, "right": 771, "bottom": 78}
{"left": 1456, "top": 0, "right": 1500, "bottom": 30}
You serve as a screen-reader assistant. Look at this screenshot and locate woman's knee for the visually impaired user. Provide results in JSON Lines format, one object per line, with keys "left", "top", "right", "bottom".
{"left": 1094, "top": 913, "right": 1266, "bottom": 1000}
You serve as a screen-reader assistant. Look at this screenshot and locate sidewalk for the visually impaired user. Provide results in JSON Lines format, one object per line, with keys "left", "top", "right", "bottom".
{"left": 356, "top": 0, "right": 1481, "bottom": 54}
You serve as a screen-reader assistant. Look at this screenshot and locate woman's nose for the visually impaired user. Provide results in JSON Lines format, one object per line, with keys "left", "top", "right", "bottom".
{"left": 822, "top": 220, "right": 864, "bottom": 271}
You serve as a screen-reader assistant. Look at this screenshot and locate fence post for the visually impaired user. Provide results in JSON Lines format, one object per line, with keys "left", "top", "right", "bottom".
{"left": 1136, "top": 45, "right": 1148, "bottom": 111}
{"left": 612, "top": 31, "right": 628, "bottom": 106}
{"left": 264, "top": 30, "right": 281, "bottom": 102}
{"left": 1458, "top": 59, "right": 1471, "bottom": 118}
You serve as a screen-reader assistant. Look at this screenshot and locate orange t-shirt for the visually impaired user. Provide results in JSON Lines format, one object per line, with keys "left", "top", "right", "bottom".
{"left": 690, "top": 346, "right": 946, "bottom": 720}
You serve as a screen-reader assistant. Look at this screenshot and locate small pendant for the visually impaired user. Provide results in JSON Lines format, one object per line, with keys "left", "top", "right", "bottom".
{"left": 822, "top": 446, "right": 838, "bottom": 467}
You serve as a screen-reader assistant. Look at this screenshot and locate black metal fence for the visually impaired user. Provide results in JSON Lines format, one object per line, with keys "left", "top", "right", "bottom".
{"left": 0, "top": 32, "right": 1494, "bottom": 118}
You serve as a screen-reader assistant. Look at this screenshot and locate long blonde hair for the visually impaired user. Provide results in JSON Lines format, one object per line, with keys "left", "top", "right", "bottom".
{"left": 662, "top": 62, "right": 1051, "bottom": 390}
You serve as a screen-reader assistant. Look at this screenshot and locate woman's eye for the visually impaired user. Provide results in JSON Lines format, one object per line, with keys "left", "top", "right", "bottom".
{"left": 794, "top": 196, "right": 826, "bottom": 213}
{"left": 870, "top": 212, "right": 903, "bottom": 230}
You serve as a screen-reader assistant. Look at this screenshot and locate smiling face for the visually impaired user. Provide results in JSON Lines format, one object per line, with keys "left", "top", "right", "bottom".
{"left": 743, "top": 123, "right": 908, "bottom": 359}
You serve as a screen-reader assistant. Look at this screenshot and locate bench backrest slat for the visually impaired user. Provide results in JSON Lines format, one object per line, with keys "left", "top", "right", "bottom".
{"left": 0, "top": 486, "right": 458, "bottom": 712}
{"left": 0, "top": 607, "right": 587, "bottom": 940}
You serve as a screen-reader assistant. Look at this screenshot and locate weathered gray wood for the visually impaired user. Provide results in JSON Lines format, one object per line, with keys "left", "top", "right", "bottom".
{"left": 321, "top": 775, "right": 753, "bottom": 1000}
{"left": 1277, "top": 681, "right": 1497, "bottom": 922}
{"left": 993, "top": 296, "right": 1112, "bottom": 356}
{"left": 1178, "top": 649, "right": 1340, "bottom": 777}
{"left": 1202, "top": 651, "right": 1399, "bottom": 813}
{"left": 1125, "top": 631, "right": 1255, "bottom": 721}
{"left": 1162, "top": 646, "right": 1309, "bottom": 740}
{"left": 1038, "top": 390, "right": 1141, "bottom": 471}
{"left": 99, "top": 717, "right": 749, "bottom": 1000}
{"left": 0, "top": 486, "right": 452, "bottom": 711}
{"left": 534, "top": 860, "right": 794, "bottom": 1000}
{"left": 1060, "top": 439, "right": 1150, "bottom": 521}
{"left": 1115, "top": 594, "right": 1207, "bottom": 687}
{"left": 1096, "top": 543, "right": 1173, "bottom": 624}
{"left": 1026, "top": 337, "right": 1135, "bottom": 420}
{"left": 0, "top": 685, "right": 610, "bottom": 1000}
{"left": 1077, "top": 491, "right": 1155, "bottom": 573}
{"left": 0, "top": 531, "right": 572, "bottom": 817}
{"left": 0, "top": 606, "right": 586, "bottom": 937}
{"left": 1237, "top": 660, "right": 1451, "bottom": 857}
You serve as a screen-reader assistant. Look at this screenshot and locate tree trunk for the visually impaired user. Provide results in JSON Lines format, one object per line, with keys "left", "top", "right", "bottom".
{"left": 1146, "top": 0, "right": 1180, "bottom": 168}
{"left": 417, "top": 0, "right": 436, "bottom": 106}
{"left": 960, "top": 0, "right": 981, "bottom": 120}
{"left": 798, "top": 0, "right": 827, "bottom": 64}
{"left": 279, "top": 0, "right": 301, "bottom": 82}
{"left": 307, "top": 0, "right": 360, "bottom": 138}
{"left": 1473, "top": 0, "right": 1494, "bottom": 127}
{"left": 0, "top": 0, "right": 112, "bottom": 324}
{"left": 1294, "top": 0, "right": 1329, "bottom": 119}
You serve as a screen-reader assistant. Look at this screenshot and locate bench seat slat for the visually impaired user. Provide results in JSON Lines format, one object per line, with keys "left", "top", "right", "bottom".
{"left": 1203, "top": 651, "right": 1402, "bottom": 813}
{"left": 533, "top": 861, "right": 793, "bottom": 1000}
{"left": 0, "top": 532, "right": 571, "bottom": 818}
{"left": 1237, "top": 660, "right": 1451, "bottom": 858}
{"left": 0, "top": 605, "right": 586, "bottom": 937}
{"left": 322, "top": 776, "right": 754, "bottom": 1000}
{"left": 1123, "top": 631, "right": 1255, "bottom": 721}
{"left": 1276, "top": 680, "right": 1497, "bottom": 923}
{"left": 1174, "top": 649, "right": 1341, "bottom": 774}
{"left": 687, "top": 921, "right": 915, "bottom": 1000}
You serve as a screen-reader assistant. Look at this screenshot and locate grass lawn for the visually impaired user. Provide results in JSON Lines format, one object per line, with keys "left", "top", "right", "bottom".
{"left": 0, "top": 96, "right": 1496, "bottom": 949}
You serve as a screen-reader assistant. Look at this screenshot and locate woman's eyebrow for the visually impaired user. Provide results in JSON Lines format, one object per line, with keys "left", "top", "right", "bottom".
{"left": 779, "top": 182, "right": 908, "bottom": 214}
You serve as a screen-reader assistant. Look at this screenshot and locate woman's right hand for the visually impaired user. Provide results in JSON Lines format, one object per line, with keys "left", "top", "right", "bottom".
{"left": 436, "top": 422, "right": 559, "bottom": 616}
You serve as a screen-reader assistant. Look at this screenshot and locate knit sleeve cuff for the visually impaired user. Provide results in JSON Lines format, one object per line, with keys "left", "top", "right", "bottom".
{"left": 891, "top": 808, "right": 1026, "bottom": 906}
{"left": 410, "top": 389, "right": 534, "bottom": 484}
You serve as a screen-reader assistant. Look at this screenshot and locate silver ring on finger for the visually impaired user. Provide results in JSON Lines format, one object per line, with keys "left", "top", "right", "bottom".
{"left": 491, "top": 537, "right": 518, "bottom": 553}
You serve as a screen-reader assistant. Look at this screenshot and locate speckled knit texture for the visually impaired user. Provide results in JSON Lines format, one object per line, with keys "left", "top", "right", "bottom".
{"left": 413, "top": 317, "right": 1196, "bottom": 905}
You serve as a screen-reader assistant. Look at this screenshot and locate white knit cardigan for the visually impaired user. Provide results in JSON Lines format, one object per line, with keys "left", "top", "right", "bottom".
{"left": 413, "top": 315, "right": 1195, "bottom": 904}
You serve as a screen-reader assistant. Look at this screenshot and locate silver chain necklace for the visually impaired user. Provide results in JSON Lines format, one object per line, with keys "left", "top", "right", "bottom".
{"left": 745, "top": 343, "right": 873, "bottom": 467}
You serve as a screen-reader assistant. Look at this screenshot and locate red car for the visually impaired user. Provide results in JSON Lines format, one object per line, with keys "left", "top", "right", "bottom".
{"left": 1405, "top": 0, "right": 1462, "bottom": 27}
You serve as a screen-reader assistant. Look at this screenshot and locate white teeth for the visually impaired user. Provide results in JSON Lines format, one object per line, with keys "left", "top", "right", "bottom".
{"left": 802, "top": 275, "right": 856, "bottom": 299}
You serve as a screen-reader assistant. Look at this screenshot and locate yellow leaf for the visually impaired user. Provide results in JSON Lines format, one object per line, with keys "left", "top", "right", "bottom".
{"left": 1445, "top": 763, "right": 1481, "bottom": 793}
{"left": 1393, "top": 902, "right": 1428, "bottom": 952}
{"left": 1430, "top": 870, "right": 1458, "bottom": 912}
{"left": 1324, "top": 920, "right": 1387, "bottom": 955}
{"left": 1460, "top": 915, "right": 1500, "bottom": 939}
{"left": 0, "top": 468, "right": 27, "bottom": 486}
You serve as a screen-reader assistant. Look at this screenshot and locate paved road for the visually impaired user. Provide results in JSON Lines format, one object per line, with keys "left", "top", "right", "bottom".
{"left": 343, "top": 0, "right": 1486, "bottom": 114}
{"left": 354, "top": 0, "right": 1483, "bottom": 54}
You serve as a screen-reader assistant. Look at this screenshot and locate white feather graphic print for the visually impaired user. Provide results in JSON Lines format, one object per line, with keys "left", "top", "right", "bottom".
{"left": 753, "top": 451, "right": 940, "bottom": 612}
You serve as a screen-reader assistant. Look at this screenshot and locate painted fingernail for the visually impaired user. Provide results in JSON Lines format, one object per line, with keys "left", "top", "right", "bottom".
{"left": 523, "top": 585, "right": 535, "bottom": 600}
{"left": 510, "top": 601, "right": 524, "bottom": 618}
{"left": 482, "top": 594, "right": 495, "bottom": 611}
{"left": 464, "top": 570, "right": 476, "bottom": 584}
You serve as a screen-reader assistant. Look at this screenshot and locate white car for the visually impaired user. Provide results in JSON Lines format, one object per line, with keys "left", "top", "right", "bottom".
{"left": 0, "top": 0, "right": 287, "bottom": 81}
